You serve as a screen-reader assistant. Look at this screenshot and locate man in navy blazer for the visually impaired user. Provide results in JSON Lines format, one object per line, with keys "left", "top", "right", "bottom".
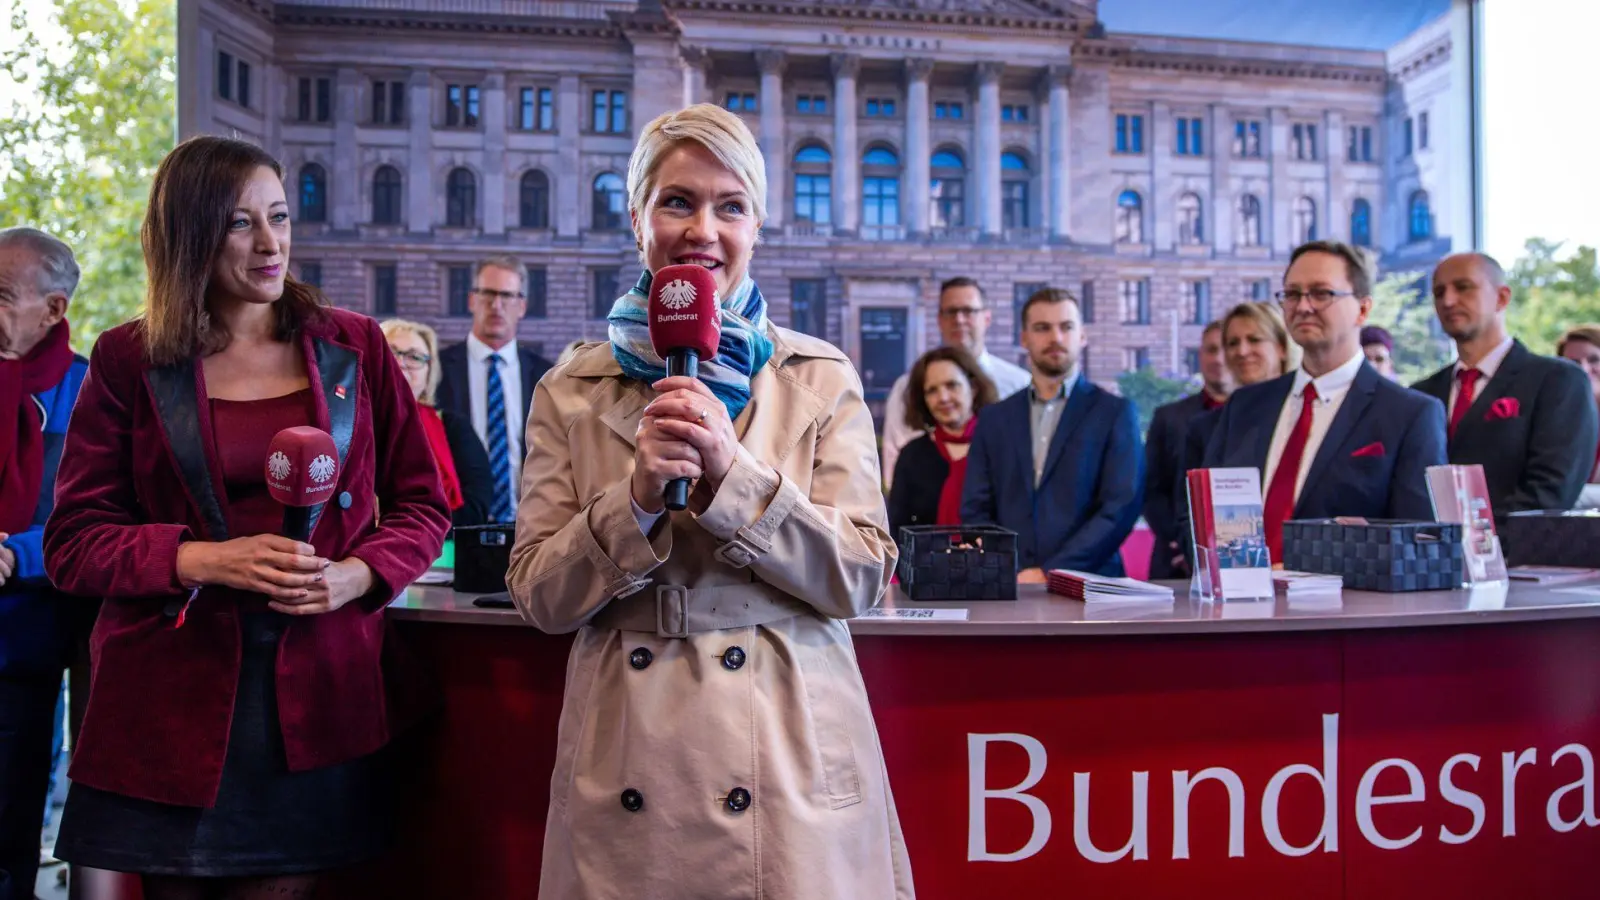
{"left": 962, "top": 288, "right": 1143, "bottom": 579}
{"left": 1411, "top": 252, "right": 1598, "bottom": 515}
{"left": 1203, "top": 241, "right": 1447, "bottom": 562}
{"left": 1144, "top": 320, "right": 1231, "bottom": 579}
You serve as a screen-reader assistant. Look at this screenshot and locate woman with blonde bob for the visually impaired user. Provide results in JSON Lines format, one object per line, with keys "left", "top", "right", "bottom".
{"left": 1183, "top": 302, "right": 1298, "bottom": 480}
{"left": 505, "top": 104, "right": 914, "bottom": 898}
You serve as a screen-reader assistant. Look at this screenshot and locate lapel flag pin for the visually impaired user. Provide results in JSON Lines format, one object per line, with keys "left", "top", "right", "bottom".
{"left": 335, "top": 384, "right": 347, "bottom": 400}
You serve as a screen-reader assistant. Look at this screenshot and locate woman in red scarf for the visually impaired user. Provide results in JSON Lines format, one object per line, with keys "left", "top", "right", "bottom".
{"left": 380, "top": 319, "right": 494, "bottom": 527}
{"left": 887, "top": 346, "right": 999, "bottom": 537}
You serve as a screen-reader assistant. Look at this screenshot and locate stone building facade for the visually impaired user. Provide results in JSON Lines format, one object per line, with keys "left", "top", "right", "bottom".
{"left": 178, "top": 0, "right": 1467, "bottom": 395}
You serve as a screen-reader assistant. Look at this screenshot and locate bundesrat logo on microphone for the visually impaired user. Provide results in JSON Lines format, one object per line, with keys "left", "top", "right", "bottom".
{"left": 267, "top": 451, "right": 292, "bottom": 482}
{"left": 309, "top": 454, "right": 336, "bottom": 484}
{"left": 658, "top": 278, "right": 703, "bottom": 312}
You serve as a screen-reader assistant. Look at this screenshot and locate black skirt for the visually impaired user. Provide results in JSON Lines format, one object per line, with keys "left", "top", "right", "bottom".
{"left": 53, "top": 612, "right": 393, "bottom": 877}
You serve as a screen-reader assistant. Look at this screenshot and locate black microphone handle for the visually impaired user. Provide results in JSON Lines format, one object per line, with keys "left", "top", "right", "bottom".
{"left": 282, "top": 505, "right": 314, "bottom": 544}
{"left": 663, "top": 349, "right": 700, "bottom": 511}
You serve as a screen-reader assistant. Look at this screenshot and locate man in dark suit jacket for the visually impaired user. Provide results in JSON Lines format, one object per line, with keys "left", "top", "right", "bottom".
{"left": 1144, "top": 320, "right": 1231, "bottom": 579}
{"left": 962, "top": 289, "right": 1143, "bottom": 579}
{"left": 435, "top": 256, "right": 553, "bottom": 522}
{"left": 1411, "top": 252, "right": 1599, "bottom": 514}
{"left": 1203, "top": 241, "right": 1448, "bottom": 563}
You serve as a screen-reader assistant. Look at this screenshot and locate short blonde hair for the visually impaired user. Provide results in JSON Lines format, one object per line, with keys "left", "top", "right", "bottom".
{"left": 380, "top": 318, "right": 442, "bottom": 406}
{"left": 1557, "top": 324, "right": 1600, "bottom": 358}
{"left": 1222, "top": 301, "right": 1297, "bottom": 377}
{"left": 627, "top": 103, "right": 768, "bottom": 228}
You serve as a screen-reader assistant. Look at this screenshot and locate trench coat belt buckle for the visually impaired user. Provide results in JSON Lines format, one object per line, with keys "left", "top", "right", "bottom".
{"left": 656, "top": 585, "right": 691, "bottom": 639}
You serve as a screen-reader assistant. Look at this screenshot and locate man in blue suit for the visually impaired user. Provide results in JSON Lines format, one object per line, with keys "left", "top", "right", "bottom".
{"left": 962, "top": 288, "right": 1143, "bottom": 579}
{"left": 1203, "top": 240, "right": 1447, "bottom": 563}
{"left": 0, "top": 228, "right": 89, "bottom": 900}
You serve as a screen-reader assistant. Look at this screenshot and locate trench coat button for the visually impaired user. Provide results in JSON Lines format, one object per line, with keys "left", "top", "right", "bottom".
{"left": 726, "top": 787, "right": 752, "bottom": 813}
{"left": 620, "top": 788, "right": 645, "bottom": 813}
{"left": 629, "top": 647, "right": 653, "bottom": 670}
{"left": 338, "top": 491, "right": 353, "bottom": 509}
{"left": 721, "top": 646, "right": 746, "bottom": 671}
{"left": 162, "top": 601, "right": 181, "bottom": 618}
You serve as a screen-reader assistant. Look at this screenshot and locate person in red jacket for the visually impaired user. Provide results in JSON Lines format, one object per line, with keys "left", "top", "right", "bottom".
{"left": 42, "top": 136, "right": 449, "bottom": 899}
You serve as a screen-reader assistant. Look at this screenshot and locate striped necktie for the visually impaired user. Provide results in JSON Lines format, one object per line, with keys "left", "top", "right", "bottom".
{"left": 485, "top": 355, "right": 514, "bottom": 523}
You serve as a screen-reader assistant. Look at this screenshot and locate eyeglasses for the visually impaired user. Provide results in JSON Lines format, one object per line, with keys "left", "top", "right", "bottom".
{"left": 1275, "top": 289, "right": 1356, "bottom": 309}
{"left": 472, "top": 287, "right": 525, "bottom": 304}
{"left": 938, "top": 306, "right": 986, "bottom": 320}
{"left": 391, "top": 349, "right": 431, "bottom": 369}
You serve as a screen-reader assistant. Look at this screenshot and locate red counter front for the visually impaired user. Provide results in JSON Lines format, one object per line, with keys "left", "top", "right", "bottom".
{"left": 315, "top": 583, "right": 1600, "bottom": 899}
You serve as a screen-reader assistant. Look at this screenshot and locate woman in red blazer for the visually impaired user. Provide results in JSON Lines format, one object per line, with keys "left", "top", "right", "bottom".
{"left": 42, "top": 136, "right": 449, "bottom": 897}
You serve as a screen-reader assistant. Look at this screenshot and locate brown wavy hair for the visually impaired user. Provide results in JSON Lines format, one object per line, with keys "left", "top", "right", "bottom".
{"left": 904, "top": 346, "right": 999, "bottom": 431}
{"left": 141, "top": 136, "right": 326, "bottom": 365}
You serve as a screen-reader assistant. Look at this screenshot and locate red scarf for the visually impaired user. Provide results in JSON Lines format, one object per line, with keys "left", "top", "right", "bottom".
{"left": 1, "top": 320, "right": 74, "bottom": 534}
{"left": 417, "top": 405, "right": 465, "bottom": 512}
{"left": 932, "top": 416, "right": 979, "bottom": 526}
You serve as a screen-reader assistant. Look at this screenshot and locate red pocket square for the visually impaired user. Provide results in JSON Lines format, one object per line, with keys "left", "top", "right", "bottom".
{"left": 1351, "top": 442, "right": 1386, "bottom": 458}
{"left": 1486, "top": 397, "right": 1521, "bottom": 421}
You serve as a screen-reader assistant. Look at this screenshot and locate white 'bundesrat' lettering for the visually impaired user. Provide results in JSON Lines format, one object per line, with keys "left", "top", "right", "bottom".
{"left": 1438, "top": 753, "right": 1485, "bottom": 844}
{"left": 1261, "top": 713, "right": 1340, "bottom": 856}
{"left": 968, "top": 733, "right": 1052, "bottom": 862}
{"left": 1172, "top": 768, "right": 1246, "bottom": 859}
{"left": 1545, "top": 743, "right": 1600, "bottom": 833}
{"left": 1356, "top": 758, "right": 1426, "bottom": 850}
{"left": 1073, "top": 771, "right": 1150, "bottom": 863}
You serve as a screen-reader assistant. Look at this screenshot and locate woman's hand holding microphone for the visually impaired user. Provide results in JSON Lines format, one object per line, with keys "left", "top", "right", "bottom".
{"left": 630, "top": 376, "right": 736, "bottom": 512}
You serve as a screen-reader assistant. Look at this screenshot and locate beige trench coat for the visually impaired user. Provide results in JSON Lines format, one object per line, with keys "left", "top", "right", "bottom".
{"left": 507, "top": 326, "right": 915, "bottom": 900}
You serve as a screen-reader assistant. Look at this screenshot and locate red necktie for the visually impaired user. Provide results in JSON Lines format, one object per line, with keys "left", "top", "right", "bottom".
{"left": 1264, "top": 382, "right": 1318, "bottom": 565}
{"left": 1449, "top": 368, "right": 1481, "bottom": 439}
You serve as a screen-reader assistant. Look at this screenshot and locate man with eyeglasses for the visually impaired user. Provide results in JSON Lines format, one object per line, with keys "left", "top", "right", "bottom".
{"left": 436, "top": 256, "right": 553, "bottom": 522}
{"left": 1200, "top": 240, "right": 1446, "bottom": 565}
{"left": 881, "top": 277, "right": 1030, "bottom": 489}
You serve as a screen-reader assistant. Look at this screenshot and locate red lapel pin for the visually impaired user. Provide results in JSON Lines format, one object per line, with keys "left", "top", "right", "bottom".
{"left": 335, "top": 385, "right": 347, "bottom": 400}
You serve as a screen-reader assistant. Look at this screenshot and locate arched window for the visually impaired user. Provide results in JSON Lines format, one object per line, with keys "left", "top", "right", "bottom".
{"left": 1114, "top": 189, "right": 1143, "bottom": 244}
{"left": 299, "top": 164, "right": 327, "bottom": 223}
{"left": 519, "top": 170, "right": 549, "bottom": 229}
{"left": 862, "top": 145, "right": 901, "bottom": 237}
{"left": 1293, "top": 196, "right": 1317, "bottom": 243}
{"left": 371, "top": 165, "right": 401, "bottom": 225}
{"left": 1350, "top": 198, "right": 1372, "bottom": 248}
{"left": 929, "top": 147, "right": 966, "bottom": 229}
{"left": 592, "top": 172, "right": 626, "bottom": 231}
{"left": 445, "top": 167, "right": 476, "bottom": 227}
{"left": 1408, "top": 190, "right": 1433, "bottom": 242}
{"left": 1002, "top": 151, "right": 1030, "bottom": 230}
{"left": 1176, "top": 192, "right": 1204, "bottom": 245}
{"left": 792, "top": 144, "right": 832, "bottom": 226}
{"left": 1237, "top": 194, "right": 1263, "bottom": 247}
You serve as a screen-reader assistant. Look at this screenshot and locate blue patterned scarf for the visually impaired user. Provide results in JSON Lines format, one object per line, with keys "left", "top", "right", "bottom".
{"left": 607, "top": 270, "right": 775, "bottom": 422}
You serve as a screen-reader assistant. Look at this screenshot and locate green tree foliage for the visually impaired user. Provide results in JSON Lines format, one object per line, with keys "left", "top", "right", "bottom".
{"left": 1364, "top": 270, "right": 1454, "bottom": 384}
{"left": 1503, "top": 238, "right": 1600, "bottom": 354}
{"left": 0, "top": 0, "right": 175, "bottom": 351}
{"left": 1117, "top": 366, "right": 1195, "bottom": 438}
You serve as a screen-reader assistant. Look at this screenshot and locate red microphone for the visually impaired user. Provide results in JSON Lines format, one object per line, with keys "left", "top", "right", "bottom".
{"left": 647, "top": 264, "right": 722, "bottom": 511}
{"left": 265, "top": 426, "right": 341, "bottom": 542}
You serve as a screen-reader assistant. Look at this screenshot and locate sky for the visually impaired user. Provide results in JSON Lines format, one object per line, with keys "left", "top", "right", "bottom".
{"left": 1098, "top": 0, "right": 1451, "bottom": 50}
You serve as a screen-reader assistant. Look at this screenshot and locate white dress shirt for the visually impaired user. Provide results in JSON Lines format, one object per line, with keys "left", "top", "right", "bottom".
{"left": 1263, "top": 349, "right": 1366, "bottom": 507}
{"left": 880, "top": 349, "right": 1032, "bottom": 488}
{"left": 466, "top": 333, "right": 525, "bottom": 504}
{"left": 1447, "top": 335, "right": 1515, "bottom": 416}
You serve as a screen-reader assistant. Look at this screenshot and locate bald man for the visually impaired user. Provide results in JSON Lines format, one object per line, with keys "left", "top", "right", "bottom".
{"left": 1411, "top": 252, "right": 1599, "bottom": 514}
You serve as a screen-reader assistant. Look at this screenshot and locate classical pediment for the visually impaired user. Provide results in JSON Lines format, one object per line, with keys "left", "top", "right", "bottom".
{"left": 664, "top": 0, "right": 1096, "bottom": 29}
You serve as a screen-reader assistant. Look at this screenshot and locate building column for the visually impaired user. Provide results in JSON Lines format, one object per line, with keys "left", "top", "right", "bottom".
{"left": 482, "top": 72, "right": 507, "bottom": 236}
{"left": 1150, "top": 101, "right": 1172, "bottom": 250}
{"left": 556, "top": 73, "right": 581, "bottom": 238}
{"left": 406, "top": 69, "right": 434, "bottom": 235}
{"left": 904, "top": 58, "right": 933, "bottom": 237}
{"left": 1208, "top": 103, "right": 1233, "bottom": 251}
{"left": 1324, "top": 109, "right": 1345, "bottom": 241}
{"left": 830, "top": 53, "right": 860, "bottom": 236}
{"left": 756, "top": 50, "right": 787, "bottom": 230}
{"left": 332, "top": 67, "right": 360, "bottom": 230}
{"left": 1046, "top": 65, "right": 1072, "bottom": 240}
{"left": 681, "top": 45, "right": 710, "bottom": 108}
{"left": 1268, "top": 106, "right": 1292, "bottom": 253}
{"left": 975, "top": 62, "right": 1003, "bottom": 237}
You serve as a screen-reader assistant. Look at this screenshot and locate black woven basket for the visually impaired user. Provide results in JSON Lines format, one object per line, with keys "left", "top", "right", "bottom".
{"left": 895, "top": 525, "right": 1018, "bottom": 602}
{"left": 1500, "top": 511, "right": 1600, "bottom": 568}
{"left": 1281, "top": 519, "right": 1464, "bottom": 592}
{"left": 454, "top": 524, "right": 515, "bottom": 594}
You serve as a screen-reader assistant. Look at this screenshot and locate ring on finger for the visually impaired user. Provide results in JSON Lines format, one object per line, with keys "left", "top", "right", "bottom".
{"left": 696, "top": 407, "right": 708, "bottom": 424}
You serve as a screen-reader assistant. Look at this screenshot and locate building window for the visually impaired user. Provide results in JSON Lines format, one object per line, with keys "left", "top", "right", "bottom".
{"left": 864, "top": 97, "right": 898, "bottom": 118}
{"left": 1291, "top": 123, "right": 1319, "bottom": 161}
{"left": 1418, "top": 111, "right": 1430, "bottom": 150}
{"left": 934, "top": 101, "right": 965, "bottom": 120}
{"left": 1114, "top": 190, "right": 1143, "bottom": 244}
{"left": 1123, "top": 347, "right": 1151, "bottom": 373}
{"left": 1245, "top": 278, "right": 1271, "bottom": 301}
{"left": 519, "top": 170, "right": 550, "bottom": 229}
{"left": 1013, "top": 281, "right": 1049, "bottom": 336}
{"left": 862, "top": 145, "right": 901, "bottom": 237}
{"left": 792, "top": 144, "right": 832, "bottom": 226}
{"left": 790, "top": 278, "right": 827, "bottom": 338}
{"left": 298, "top": 164, "right": 327, "bottom": 223}
{"left": 526, "top": 266, "right": 548, "bottom": 319}
{"left": 1351, "top": 198, "right": 1372, "bottom": 248}
{"left": 591, "top": 267, "right": 620, "bottom": 319}
{"left": 1184, "top": 348, "right": 1201, "bottom": 375}
{"left": 1120, "top": 279, "right": 1150, "bottom": 325}
{"left": 724, "top": 92, "right": 757, "bottom": 112}
{"left": 297, "top": 262, "right": 322, "bottom": 288}
{"left": 796, "top": 94, "right": 828, "bottom": 114}
{"left": 445, "top": 168, "right": 476, "bottom": 227}
{"left": 592, "top": 172, "right": 627, "bottom": 231}
{"left": 372, "top": 79, "right": 405, "bottom": 124}
{"left": 929, "top": 148, "right": 965, "bottom": 229}
{"left": 1404, "top": 118, "right": 1415, "bottom": 157}
{"left": 1001, "top": 151, "right": 1030, "bottom": 230}
{"left": 372, "top": 264, "right": 397, "bottom": 316}
{"left": 1001, "top": 104, "right": 1030, "bottom": 123}
{"left": 297, "top": 77, "right": 331, "bottom": 122}
{"left": 1176, "top": 192, "right": 1204, "bottom": 245}
{"left": 372, "top": 165, "right": 402, "bottom": 225}
{"left": 1347, "top": 125, "right": 1373, "bottom": 162}
{"left": 592, "top": 90, "right": 628, "bottom": 133}
{"left": 519, "top": 87, "right": 555, "bottom": 131}
{"left": 445, "top": 84, "right": 480, "bottom": 128}
{"left": 1115, "top": 114, "right": 1145, "bottom": 154}
{"left": 1293, "top": 196, "right": 1317, "bottom": 243}
{"left": 1080, "top": 280, "right": 1096, "bottom": 324}
{"left": 1237, "top": 194, "right": 1263, "bottom": 247}
{"left": 1233, "top": 120, "right": 1263, "bottom": 158}
{"left": 1183, "top": 280, "right": 1211, "bottom": 325}
{"left": 1176, "top": 116, "right": 1204, "bottom": 156}
{"left": 447, "top": 265, "right": 473, "bottom": 317}
{"left": 1408, "top": 190, "right": 1433, "bottom": 242}
{"left": 217, "top": 50, "right": 232, "bottom": 101}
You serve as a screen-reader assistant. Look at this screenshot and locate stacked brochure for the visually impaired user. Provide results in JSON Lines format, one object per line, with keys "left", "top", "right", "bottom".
{"left": 1187, "top": 467, "right": 1275, "bottom": 602}
{"left": 1047, "top": 569, "right": 1175, "bottom": 604}
{"left": 1273, "top": 570, "right": 1344, "bottom": 597}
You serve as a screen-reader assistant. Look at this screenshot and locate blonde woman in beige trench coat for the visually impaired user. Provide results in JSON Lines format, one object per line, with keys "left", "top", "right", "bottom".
{"left": 506, "top": 104, "right": 915, "bottom": 900}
